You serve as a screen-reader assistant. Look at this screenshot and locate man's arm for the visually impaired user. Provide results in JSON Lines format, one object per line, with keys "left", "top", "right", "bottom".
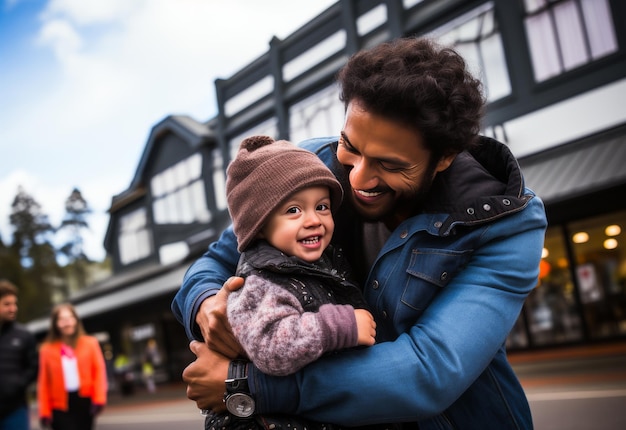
{"left": 249, "top": 196, "right": 547, "bottom": 425}
{"left": 171, "top": 225, "right": 240, "bottom": 341}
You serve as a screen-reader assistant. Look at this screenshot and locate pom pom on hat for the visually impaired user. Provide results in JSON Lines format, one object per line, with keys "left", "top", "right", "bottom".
{"left": 226, "top": 135, "right": 343, "bottom": 252}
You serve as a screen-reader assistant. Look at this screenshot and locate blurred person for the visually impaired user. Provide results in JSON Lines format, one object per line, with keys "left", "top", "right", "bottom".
{"left": 0, "top": 280, "right": 38, "bottom": 430}
{"left": 38, "top": 304, "right": 107, "bottom": 430}
{"left": 113, "top": 351, "right": 135, "bottom": 396}
{"left": 173, "top": 37, "right": 548, "bottom": 429}
{"left": 202, "top": 135, "right": 377, "bottom": 430}
{"left": 141, "top": 360, "right": 156, "bottom": 394}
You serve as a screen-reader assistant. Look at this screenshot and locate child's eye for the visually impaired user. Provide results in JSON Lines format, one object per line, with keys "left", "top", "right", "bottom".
{"left": 316, "top": 203, "right": 330, "bottom": 211}
{"left": 286, "top": 206, "right": 301, "bottom": 214}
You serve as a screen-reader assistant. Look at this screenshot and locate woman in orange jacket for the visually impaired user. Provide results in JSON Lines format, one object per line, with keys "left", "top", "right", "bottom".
{"left": 38, "top": 303, "right": 107, "bottom": 430}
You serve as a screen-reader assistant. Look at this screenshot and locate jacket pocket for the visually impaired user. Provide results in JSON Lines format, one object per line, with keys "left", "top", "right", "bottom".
{"left": 401, "top": 248, "right": 472, "bottom": 312}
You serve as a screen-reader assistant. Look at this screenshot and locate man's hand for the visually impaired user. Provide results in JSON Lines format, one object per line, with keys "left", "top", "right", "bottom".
{"left": 354, "top": 308, "right": 376, "bottom": 346}
{"left": 196, "top": 276, "right": 245, "bottom": 358}
{"left": 183, "top": 340, "right": 230, "bottom": 412}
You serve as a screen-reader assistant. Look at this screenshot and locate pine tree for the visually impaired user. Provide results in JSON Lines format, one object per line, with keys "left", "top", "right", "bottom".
{"left": 58, "top": 188, "right": 92, "bottom": 291}
{"left": 9, "top": 186, "right": 59, "bottom": 318}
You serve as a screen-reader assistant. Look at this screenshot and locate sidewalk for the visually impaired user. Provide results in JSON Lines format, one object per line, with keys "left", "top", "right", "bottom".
{"left": 106, "top": 382, "right": 189, "bottom": 408}
{"left": 509, "top": 341, "right": 626, "bottom": 392}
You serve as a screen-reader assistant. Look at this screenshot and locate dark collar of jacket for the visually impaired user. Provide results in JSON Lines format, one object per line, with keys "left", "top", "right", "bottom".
{"left": 237, "top": 240, "right": 353, "bottom": 284}
{"left": 426, "top": 136, "right": 532, "bottom": 235}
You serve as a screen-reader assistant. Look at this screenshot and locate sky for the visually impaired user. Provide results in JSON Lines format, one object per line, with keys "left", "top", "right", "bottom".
{"left": 0, "top": 0, "right": 337, "bottom": 262}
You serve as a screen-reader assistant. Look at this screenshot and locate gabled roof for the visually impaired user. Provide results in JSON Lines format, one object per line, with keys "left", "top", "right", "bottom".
{"left": 124, "top": 114, "right": 216, "bottom": 201}
{"left": 107, "top": 114, "right": 216, "bottom": 212}
{"left": 103, "top": 115, "right": 217, "bottom": 252}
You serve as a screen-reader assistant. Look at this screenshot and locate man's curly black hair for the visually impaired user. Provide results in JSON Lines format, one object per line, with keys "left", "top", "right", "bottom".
{"left": 337, "top": 37, "right": 485, "bottom": 160}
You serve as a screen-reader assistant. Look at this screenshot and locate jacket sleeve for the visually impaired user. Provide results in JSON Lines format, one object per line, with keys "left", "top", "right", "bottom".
{"left": 249, "top": 196, "right": 547, "bottom": 425}
{"left": 23, "top": 331, "right": 39, "bottom": 386}
{"left": 229, "top": 274, "right": 358, "bottom": 376}
{"left": 90, "top": 337, "right": 108, "bottom": 406}
{"left": 171, "top": 225, "right": 241, "bottom": 340}
{"left": 37, "top": 346, "right": 52, "bottom": 419}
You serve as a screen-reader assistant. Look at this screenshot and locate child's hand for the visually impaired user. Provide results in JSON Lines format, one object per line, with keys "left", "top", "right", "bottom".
{"left": 354, "top": 309, "right": 376, "bottom": 346}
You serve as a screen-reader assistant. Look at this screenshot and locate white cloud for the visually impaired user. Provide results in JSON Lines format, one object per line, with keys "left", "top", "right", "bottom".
{"left": 0, "top": 0, "right": 336, "bottom": 261}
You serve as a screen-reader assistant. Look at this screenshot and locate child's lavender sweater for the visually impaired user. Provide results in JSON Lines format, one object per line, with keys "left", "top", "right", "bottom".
{"left": 228, "top": 240, "right": 369, "bottom": 376}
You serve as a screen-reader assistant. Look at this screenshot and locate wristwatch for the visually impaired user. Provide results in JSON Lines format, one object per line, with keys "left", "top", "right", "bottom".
{"left": 224, "top": 359, "right": 255, "bottom": 418}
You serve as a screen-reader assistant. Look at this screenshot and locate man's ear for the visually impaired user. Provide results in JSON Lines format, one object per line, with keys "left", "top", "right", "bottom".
{"left": 435, "top": 153, "right": 457, "bottom": 173}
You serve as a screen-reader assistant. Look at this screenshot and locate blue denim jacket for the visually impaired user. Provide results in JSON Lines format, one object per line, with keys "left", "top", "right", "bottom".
{"left": 172, "top": 136, "right": 547, "bottom": 430}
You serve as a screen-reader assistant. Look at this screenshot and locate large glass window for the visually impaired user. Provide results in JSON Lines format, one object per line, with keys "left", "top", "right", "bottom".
{"left": 151, "top": 153, "right": 211, "bottom": 225}
{"left": 568, "top": 210, "right": 626, "bottom": 338}
{"left": 212, "top": 148, "right": 227, "bottom": 211}
{"left": 430, "top": 2, "right": 511, "bottom": 102}
{"left": 523, "top": 226, "right": 584, "bottom": 346}
{"left": 509, "top": 210, "right": 626, "bottom": 348}
{"left": 289, "top": 85, "right": 344, "bottom": 145}
{"left": 523, "top": 0, "right": 618, "bottom": 82}
{"left": 118, "top": 208, "right": 152, "bottom": 265}
{"left": 228, "top": 117, "right": 278, "bottom": 162}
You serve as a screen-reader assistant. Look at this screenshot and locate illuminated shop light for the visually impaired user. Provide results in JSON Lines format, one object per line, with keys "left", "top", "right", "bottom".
{"left": 572, "top": 232, "right": 589, "bottom": 244}
{"left": 605, "top": 225, "right": 621, "bottom": 237}
{"left": 604, "top": 238, "right": 618, "bottom": 250}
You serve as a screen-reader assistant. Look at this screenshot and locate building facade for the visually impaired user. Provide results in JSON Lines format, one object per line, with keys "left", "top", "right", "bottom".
{"left": 28, "top": 0, "right": 626, "bottom": 383}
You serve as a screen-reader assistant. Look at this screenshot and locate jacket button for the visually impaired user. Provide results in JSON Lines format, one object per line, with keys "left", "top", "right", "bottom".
{"left": 466, "top": 208, "right": 475, "bottom": 215}
{"left": 502, "top": 198, "right": 511, "bottom": 206}
{"left": 400, "top": 230, "right": 408, "bottom": 238}
{"left": 483, "top": 204, "right": 491, "bottom": 211}
{"left": 382, "top": 310, "right": 388, "bottom": 319}
{"left": 372, "top": 280, "right": 379, "bottom": 289}
{"left": 440, "top": 272, "right": 448, "bottom": 281}
{"left": 434, "top": 221, "right": 442, "bottom": 228}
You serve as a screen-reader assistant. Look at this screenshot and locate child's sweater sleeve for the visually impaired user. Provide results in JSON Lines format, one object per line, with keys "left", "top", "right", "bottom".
{"left": 227, "top": 273, "right": 358, "bottom": 376}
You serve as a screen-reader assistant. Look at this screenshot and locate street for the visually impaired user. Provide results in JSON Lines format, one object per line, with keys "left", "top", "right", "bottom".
{"left": 96, "top": 398, "right": 203, "bottom": 430}
{"left": 528, "top": 388, "right": 626, "bottom": 429}
{"left": 28, "top": 347, "right": 626, "bottom": 430}
{"left": 29, "top": 386, "right": 626, "bottom": 430}
{"left": 94, "top": 388, "right": 626, "bottom": 430}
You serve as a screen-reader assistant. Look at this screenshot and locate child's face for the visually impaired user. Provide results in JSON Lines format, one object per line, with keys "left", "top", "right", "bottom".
{"left": 261, "top": 185, "right": 335, "bottom": 262}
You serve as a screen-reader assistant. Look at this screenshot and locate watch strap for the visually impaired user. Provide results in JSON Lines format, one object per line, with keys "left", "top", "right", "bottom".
{"left": 226, "top": 359, "right": 249, "bottom": 394}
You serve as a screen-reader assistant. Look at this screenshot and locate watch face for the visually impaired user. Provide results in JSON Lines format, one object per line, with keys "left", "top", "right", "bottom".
{"left": 226, "top": 393, "right": 255, "bottom": 418}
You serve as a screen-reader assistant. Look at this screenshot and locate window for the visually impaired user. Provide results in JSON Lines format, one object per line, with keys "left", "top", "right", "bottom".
{"left": 518, "top": 226, "right": 583, "bottom": 347}
{"left": 430, "top": 2, "right": 511, "bottom": 102}
{"left": 568, "top": 210, "right": 626, "bottom": 338}
{"left": 523, "top": 0, "right": 618, "bottom": 82}
{"left": 118, "top": 208, "right": 152, "bottom": 265}
{"left": 228, "top": 117, "right": 278, "bottom": 162}
{"left": 212, "top": 148, "right": 227, "bottom": 211}
{"left": 289, "top": 85, "right": 344, "bottom": 145}
{"left": 509, "top": 210, "right": 626, "bottom": 348}
{"left": 151, "top": 153, "right": 211, "bottom": 225}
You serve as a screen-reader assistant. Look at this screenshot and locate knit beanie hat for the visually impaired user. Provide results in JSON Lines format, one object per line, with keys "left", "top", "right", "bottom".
{"left": 226, "top": 135, "right": 343, "bottom": 252}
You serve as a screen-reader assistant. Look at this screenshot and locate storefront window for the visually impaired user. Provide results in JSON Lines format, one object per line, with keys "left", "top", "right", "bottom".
{"left": 524, "top": 226, "right": 584, "bottom": 346}
{"left": 568, "top": 210, "right": 626, "bottom": 338}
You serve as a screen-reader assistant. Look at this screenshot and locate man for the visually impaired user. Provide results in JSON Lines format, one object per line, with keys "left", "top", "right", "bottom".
{"left": 0, "top": 280, "right": 38, "bottom": 430}
{"left": 172, "top": 37, "right": 547, "bottom": 430}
